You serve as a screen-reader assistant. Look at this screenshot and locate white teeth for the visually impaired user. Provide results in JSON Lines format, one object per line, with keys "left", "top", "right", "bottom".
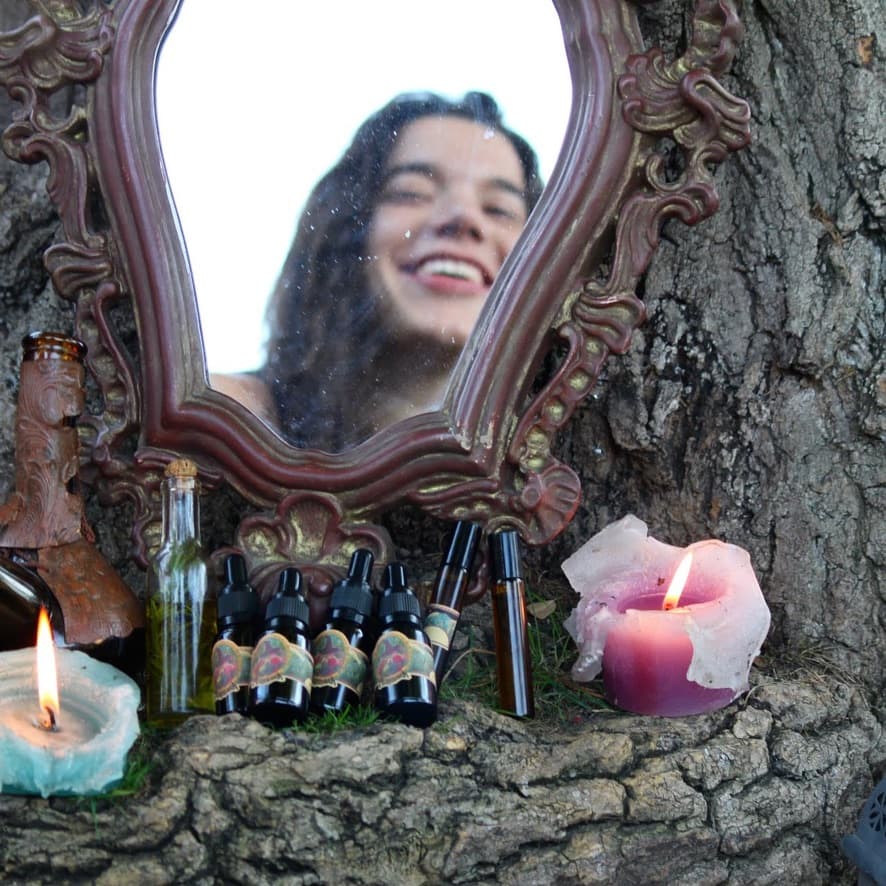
{"left": 415, "top": 257, "right": 485, "bottom": 283}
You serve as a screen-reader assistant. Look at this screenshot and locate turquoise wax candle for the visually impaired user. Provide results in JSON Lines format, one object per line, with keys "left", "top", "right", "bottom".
{"left": 0, "top": 645, "right": 140, "bottom": 797}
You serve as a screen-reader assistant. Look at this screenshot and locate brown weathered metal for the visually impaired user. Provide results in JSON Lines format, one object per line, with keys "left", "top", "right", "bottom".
{"left": 0, "top": 1, "right": 750, "bottom": 611}
{"left": 0, "top": 332, "right": 143, "bottom": 646}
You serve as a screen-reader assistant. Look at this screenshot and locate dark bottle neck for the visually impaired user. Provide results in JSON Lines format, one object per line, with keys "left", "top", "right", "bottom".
{"left": 380, "top": 612, "right": 422, "bottom": 630}
{"left": 263, "top": 615, "right": 309, "bottom": 637}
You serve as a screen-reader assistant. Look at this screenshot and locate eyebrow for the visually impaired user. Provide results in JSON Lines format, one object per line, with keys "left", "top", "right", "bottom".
{"left": 382, "top": 162, "right": 527, "bottom": 203}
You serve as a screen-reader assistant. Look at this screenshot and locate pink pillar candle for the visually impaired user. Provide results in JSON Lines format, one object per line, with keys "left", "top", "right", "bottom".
{"left": 563, "top": 515, "right": 770, "bottom": 717}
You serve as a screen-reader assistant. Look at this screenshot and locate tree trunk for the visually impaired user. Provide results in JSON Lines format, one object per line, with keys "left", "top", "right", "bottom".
{"left": 553, "top": 0, "right": 885, "bottom": 699}
{"left": 0, "top": 1, "right": 882, "bottom": 883}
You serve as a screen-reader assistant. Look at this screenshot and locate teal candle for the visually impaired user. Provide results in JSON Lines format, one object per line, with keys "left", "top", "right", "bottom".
{"left": 0, "top": 647, "right": 140, "bottom": 797}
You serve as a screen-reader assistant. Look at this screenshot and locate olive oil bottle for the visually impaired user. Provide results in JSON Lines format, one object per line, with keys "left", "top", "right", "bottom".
{"left": 145, "top": 459, "right": 215, "bottom": 725}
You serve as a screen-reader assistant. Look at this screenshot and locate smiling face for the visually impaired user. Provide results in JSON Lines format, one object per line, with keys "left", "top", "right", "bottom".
{"left": 365, "top": 115, "right": 529, "bottom": 348}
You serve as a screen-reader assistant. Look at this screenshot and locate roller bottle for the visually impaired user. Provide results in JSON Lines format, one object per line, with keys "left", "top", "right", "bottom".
{"left": 373, "top": 563, "right": 437, "bottom": 728}
{"left": 212, "top": 553, "right": 259, "bottom": 715}
{"left": 424, "top": 521, "right": 481, "bottom": 685}
{"left": 249, "top": 567, "right": 313, "bottom": 726}
{"left": 310, "top": 549, "right": 376, "bottom": 714}
{"left": 489, "top": 529, "right": 535, "bottom": 718}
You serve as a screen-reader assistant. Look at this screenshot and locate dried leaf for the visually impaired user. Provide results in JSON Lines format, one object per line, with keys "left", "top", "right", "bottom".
{"left": 527, "top": 599, "right": 557, "bottom": 620}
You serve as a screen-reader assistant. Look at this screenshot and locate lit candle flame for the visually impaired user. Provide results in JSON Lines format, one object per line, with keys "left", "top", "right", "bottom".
{"left": 36, "top": 608, "right": 59, "bottom": 730}
{"left": 662, "top": 552, "right": 693, "bottom": 611}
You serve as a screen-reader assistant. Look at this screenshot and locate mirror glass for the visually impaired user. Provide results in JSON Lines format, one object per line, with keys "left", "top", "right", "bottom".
{"left": 156, "top": 0, "right": 571, "bottom": 451}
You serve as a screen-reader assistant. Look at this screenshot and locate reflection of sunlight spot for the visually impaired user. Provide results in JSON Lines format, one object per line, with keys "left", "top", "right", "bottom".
{"left": 483, "top": 127, "right": 495, "bottom": 140}
{"left": 404, "top": 230, "right": 411, "bottom": 239}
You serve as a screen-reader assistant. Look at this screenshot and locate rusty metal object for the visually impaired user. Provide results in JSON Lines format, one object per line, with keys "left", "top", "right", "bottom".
{"left": 0, "top": 332, "right": 143, "bottom": 646}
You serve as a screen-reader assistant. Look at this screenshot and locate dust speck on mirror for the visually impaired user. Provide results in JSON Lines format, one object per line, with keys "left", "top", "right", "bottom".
{"left": 157, "top": 1, "right": 570, "bottom": 453}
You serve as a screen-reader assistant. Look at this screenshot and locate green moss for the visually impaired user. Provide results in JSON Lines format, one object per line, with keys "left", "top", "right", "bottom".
{"left": 299, "top": 705, "right": 380, "bottom": 734}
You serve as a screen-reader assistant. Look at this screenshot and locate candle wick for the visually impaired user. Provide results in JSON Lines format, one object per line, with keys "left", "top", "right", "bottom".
{"left": 41, "top": 705, "right": 58, "bottom": 732}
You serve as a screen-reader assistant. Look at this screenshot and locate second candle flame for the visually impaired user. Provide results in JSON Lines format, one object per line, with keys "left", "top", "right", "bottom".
{"left": 36, "top": 607, "right": 59, "bottom": 730}
{"left": 662, "top": 552, "right": 693, "bottom": 611}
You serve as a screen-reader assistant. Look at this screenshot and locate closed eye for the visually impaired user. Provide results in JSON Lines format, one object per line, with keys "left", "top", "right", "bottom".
{"left": 484, "top": 203, "right": 524, "bottom": 221}
{"left": 381, "top": 187, "right": 433, "bottom": 204}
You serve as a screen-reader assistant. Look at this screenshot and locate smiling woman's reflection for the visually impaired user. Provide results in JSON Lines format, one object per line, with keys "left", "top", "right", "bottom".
{"left": 213, "top": 91, "right": 542, "bottom": 450}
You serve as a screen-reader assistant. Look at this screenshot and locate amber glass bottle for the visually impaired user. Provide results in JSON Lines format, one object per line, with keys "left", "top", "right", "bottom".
{"left": 212, "top": 554, "right": 259, "bottom": 715}
{"left": 310, "top": 549, "right": 376, "bottom": 714}
{"left": 249, "top": 567, "right": 313, "bottom": 726}
{"left": 145, "top": 459, "right": 215, "bottom": 725}
{"left": 489, "top": 529, "right": 535, "bottom": 718}
{"left": 373, "top": 562, "right": 437, "bottom": 728}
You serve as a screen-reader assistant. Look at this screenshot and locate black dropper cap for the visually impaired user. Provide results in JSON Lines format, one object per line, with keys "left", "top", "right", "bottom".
{"left": 377, "top": 562, "right": 422, "bottom": 622}
{"left": 442, "top": 521, "right": 482, "bottom": 572}
{"left": 328, "top": 548, "right": 375, "bottom": 618}
{"left": 217, "top": 554, "right": 259, "bottom": 623}
{"left": 490, "top": 529, "right": 523, "bottom": 581}
{"left": 264, "top": 567, "right": 309, "bottom": 625}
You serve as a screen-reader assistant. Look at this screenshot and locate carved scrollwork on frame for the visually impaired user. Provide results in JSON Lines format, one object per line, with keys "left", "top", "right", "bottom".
{"left": 232, "top": 492, "right": 392, "bottom": 622}
{"left": 0, "top": 3, "right": 141, "bottom": 521}
{"left": 407, "top": 0, "right": 751, "bottom": 573}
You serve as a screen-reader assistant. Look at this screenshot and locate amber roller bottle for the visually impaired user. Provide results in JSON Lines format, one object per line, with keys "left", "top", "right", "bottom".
{"left": 489, "top": 528, "right": 535, "bottom": 718}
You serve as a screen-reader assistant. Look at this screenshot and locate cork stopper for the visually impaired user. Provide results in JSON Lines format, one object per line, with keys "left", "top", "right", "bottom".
{"left": 164, "top": 458, "right": 197, "bottom": 479}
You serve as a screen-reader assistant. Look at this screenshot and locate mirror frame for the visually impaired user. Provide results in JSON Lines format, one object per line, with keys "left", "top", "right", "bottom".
{"left": 0, "top": 0, "right": 750, "bottom": 606}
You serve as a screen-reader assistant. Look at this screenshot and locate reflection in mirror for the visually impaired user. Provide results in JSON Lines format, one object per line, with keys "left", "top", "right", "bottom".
{"left": 157, "top": 2, "right": 570, "bottom": 451}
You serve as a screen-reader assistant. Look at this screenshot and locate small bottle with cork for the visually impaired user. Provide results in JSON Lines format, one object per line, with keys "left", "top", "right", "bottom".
{"left": 145, "top": 458, "right": 215, "bottom": 725}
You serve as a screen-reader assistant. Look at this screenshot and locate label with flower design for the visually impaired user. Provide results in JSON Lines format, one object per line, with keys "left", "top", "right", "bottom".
{"left": 372, "top": 630, "right": 437, "bottom": 691}
{"left": 424, "top": 604, "right": 460, "bottom": 651}
{"left": 211, "top": 639, "right": 253, "bottom": 701}
{"left": 249, "top": 632, "right": 314, "bottom": 690}
{"left": 312, "top": 629, "right": 369, "bottom": 693}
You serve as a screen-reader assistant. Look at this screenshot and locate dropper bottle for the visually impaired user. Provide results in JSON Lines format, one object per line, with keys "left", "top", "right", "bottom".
{"left": 424, "top": 521, "right": 481, "bottom": 684}
{"left": 373, "top": 562, "right": 437, "bottom": 728}
{"left": 249, "top": 567, "right": 313, "bottom": 726}
{"left": 212, "top": 553, "right": 259, "bottom": 715}
{"left": 310, "top": 549, "right": 376, "bottom": 714}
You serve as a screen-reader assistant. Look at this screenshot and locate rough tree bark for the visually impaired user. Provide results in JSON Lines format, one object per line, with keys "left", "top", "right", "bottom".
{"left": 555, "top": 0, "right": 885, "bottom": 697}
{"left": 0, "top": 1, "right": 882, "bottom": 883}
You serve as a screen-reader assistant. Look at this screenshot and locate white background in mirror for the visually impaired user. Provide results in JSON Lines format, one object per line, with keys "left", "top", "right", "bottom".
{"left": 158, "top": 1, "right": 571, "bottom": 374}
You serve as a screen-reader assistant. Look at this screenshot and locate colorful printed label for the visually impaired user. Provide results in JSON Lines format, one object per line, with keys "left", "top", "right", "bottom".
{"left": 312, "top": 629, "right": 369, "bottom": 693}
{"left": 372, "top": 630, "right": 437, "bottom": 691}
{"left": 249, "top": 632, "right": 314, "bottom": 690}
{"left": 211, "top": 639, "right": 253, "bottom": 701}
{"left": 424, "top": 604, "right": 459, "bottom": 652}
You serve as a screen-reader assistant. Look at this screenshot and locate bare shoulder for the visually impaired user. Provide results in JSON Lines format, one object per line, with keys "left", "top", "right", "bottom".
{"left": 209, "top": 372, "right": 279, "bottom": 429}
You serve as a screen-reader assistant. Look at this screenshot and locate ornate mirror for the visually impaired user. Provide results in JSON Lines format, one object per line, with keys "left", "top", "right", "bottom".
{"left": 156, "top": 1, "right": 572, "bottom": 435}
{"left": 0, "top": 0, "right": 750, "bottom": 611}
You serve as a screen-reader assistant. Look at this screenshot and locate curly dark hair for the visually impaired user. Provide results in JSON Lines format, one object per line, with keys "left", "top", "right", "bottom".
{"left": 262, "top": 91, "right": 543, "bottom": 451}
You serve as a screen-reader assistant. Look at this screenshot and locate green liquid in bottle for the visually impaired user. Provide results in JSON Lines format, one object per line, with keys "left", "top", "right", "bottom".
{"left": 144, "top": 462, "right": 215, "bottom": 726}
